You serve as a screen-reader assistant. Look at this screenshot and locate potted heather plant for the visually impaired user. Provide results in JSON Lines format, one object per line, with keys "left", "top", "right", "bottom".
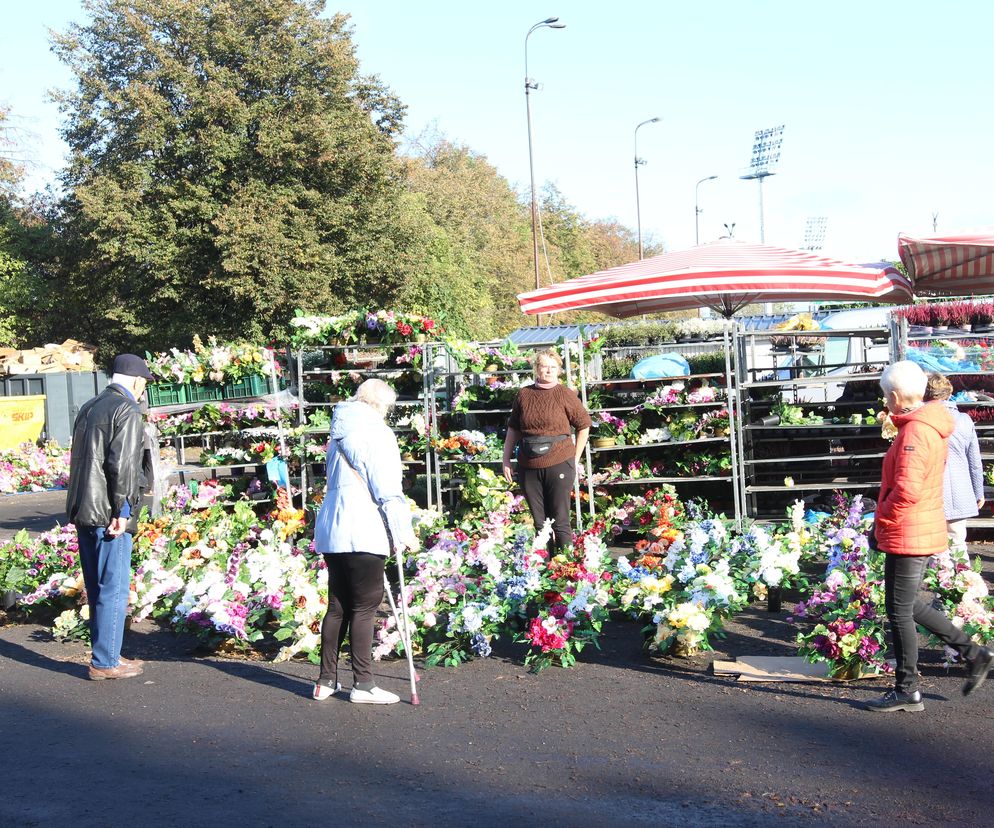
{"left": 971, "top": 301, "right": 994, "bottom": 333}
{"left": 927, "top": 302, "right": 952, "bottom": 330}
{"left": 894, "top": 304, "right": 931, "bottom": 336}
{"left": 945, "top": 300, "right": 972, "bottom": 331}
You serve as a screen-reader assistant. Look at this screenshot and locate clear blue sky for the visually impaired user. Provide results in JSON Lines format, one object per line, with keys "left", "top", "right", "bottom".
{"left": 3, "top": 0, "right": 993, "bottom": 263}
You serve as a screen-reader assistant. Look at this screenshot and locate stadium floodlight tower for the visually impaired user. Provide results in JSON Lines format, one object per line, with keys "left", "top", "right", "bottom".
{"left": 739, "top": 125, "right": 784, "bottom": 243}
{"left": 803, "top": 216, "right": 828, "bottom": 251}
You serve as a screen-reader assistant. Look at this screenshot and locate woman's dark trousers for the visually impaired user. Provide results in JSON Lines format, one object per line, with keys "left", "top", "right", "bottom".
{"left": 884, "top": 552, "right": 980, "bottom": 693}
{"left": 319, "top": 552, "right": 385, "bottom": 691}
{"left": 520, "top": 459, "right": 575, "bottom": 551}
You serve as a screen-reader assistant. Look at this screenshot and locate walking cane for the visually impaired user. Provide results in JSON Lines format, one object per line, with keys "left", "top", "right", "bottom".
{"left": 383, "top": 552, "right": 419, "bottom": 705}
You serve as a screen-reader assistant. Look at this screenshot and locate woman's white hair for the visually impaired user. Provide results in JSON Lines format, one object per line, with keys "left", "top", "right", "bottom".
{"left": 354, "top": 378, "right": 397, "bottom": 416}
{"left": 880, "top": 360, "right": 927, "bottom": 399}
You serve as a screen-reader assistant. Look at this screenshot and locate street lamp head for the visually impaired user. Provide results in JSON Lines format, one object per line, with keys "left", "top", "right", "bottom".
{"left": 650, "top": 116, "right": 661, "bottom": 123}
{"left": 705, "top": 175, "right": 717, "bottom": 181}
{"left": 542, "top": 16, "right": 559, "bottom": 23}
{"left": 548, "top": 22, "right": 566, "bottom": 28}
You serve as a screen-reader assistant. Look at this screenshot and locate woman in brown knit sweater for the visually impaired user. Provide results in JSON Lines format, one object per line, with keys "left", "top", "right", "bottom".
{"left": 502, "top": 348, "right": 591, "bottom": 551}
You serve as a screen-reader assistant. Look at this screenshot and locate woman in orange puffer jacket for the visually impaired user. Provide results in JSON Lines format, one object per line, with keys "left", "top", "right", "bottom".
{"left": 866, "top": 361, "right": 993, "bottom": 713}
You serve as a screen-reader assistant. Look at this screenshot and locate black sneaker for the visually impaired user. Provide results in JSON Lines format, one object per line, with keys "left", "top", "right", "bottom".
{"left": 865, "top": 689, "right": 924, "bottom": 713}
{"left": 963, "top": 648, "right": 994, "bottom": 697}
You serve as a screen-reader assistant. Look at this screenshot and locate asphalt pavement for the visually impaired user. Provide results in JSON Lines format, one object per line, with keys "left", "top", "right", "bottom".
{"left": 0, "top": 490, "right": 67, "bottom": 539}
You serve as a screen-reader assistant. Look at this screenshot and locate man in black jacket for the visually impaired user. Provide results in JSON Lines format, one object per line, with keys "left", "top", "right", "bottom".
{"left": 66, "top": 354, "right": 153, "bottom": 680}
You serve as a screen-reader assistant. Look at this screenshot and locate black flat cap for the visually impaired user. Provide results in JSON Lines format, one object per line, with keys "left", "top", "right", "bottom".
{"left": 112, "top": 353, "right": 154, "bottom": 380}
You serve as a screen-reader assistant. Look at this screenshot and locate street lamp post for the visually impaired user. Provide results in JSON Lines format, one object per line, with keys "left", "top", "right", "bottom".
{"left": 525, "top": 16, "right": 566, "bottom": 311}
{"left": 694, "top": 175, "right": 718, "bottom": 245}
{"left": 634, "top": 116, "right": 660, "bottom": 260}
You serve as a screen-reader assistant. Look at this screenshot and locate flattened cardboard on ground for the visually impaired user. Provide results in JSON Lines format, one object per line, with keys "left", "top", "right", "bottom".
{"left": 713, "top": 656, "right": 832, "bottom": 682}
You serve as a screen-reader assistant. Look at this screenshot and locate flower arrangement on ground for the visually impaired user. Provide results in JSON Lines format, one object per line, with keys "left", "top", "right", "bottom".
{"left": 374, "top": 479, "right": 532, "bottom": 666}
{"left": 0, "top": 441, "right": 72, "bottom": 493}
{"left": 921, "top": 544, "right": 994, "bottom": 660}
{"left": 520, "top": 521, "right": 613, "bottom": 671}
{"left": 793, "top": 496, "right": 889, "bottom": 678}
{"left": 614, "top": 514, "right": 745, "bottom": 656}
{"left": 1, "top": 524, "right": 81, "bottom": 607}
{"left": 730, "top": 501, "right": 812, "bottom": 602}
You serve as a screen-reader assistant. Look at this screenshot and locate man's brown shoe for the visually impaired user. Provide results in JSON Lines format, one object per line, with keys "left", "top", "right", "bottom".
{"left": 88, "top": 662, "right": 143, "bottom": 681}
{"left": 118, "top": 656, "right": 145, "bottom": 668}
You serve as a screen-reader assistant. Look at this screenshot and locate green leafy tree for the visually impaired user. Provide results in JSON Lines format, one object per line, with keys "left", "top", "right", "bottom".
{"left": 52, "top": 0, "right": 410, "bottom": 354}
{"left": 400, "top": 133, "right": 533, "bottom": 338}
{"left": 0, "top": 107, "right": 57, "bottom": 348}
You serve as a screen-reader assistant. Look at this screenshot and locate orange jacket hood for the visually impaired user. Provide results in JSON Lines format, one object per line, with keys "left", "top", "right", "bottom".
{"left": 890, "top": 401, "right": 954, "bottom": 440}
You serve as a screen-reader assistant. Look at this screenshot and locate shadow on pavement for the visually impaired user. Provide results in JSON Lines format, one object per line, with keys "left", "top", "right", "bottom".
{"left": 0, "top": 634, "right": 85, "bottom": 679}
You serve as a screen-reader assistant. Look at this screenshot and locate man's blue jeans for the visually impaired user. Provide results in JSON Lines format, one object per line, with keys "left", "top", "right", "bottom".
{"left": 77, "top": 527, "right": 133, "bottom": 669}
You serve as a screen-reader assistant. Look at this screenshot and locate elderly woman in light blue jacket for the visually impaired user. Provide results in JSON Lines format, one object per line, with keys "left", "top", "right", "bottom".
{"left": 925, "top": 374, "right": 985, "bottom": 549}
{"left": 312, "top": 379, "right": 418, "bottom": 705}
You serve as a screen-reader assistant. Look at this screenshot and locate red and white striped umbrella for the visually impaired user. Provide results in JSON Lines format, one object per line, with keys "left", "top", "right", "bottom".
{"left": 517, "top": 239, "right": 913, "bottom": 318}
{"left": 898, "top": 231, "right": 994, "bottom": 295}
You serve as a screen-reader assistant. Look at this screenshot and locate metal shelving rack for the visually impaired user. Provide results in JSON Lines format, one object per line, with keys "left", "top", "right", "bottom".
{"left": 733, "top": 324, "right": 899, "bottom": 522}
{"left": 579, "top": 325, "right": 742, "bottom": 524}
{"left": 290, "top": 341, "right": 438, "bottom": 511}
{"left": 899, "top": 325, "right": 994, "bottom": 530}
{"left": 425, "top": 339, "right": 587, "bottom": 527}
{"left": 149, "top": 363, "right": 289, "bottom": 499}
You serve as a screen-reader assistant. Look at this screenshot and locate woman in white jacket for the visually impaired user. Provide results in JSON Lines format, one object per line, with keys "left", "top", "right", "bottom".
{"left": 312, "top": 379, "right": 418, "bottom": 704}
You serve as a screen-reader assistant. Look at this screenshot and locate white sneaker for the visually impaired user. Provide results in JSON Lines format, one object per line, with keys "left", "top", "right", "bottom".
{"left": 349, "top": 686, "right": 400, "bottom": 705}
{"left": 312, "top": 682, "right": 342, "bottom": 701}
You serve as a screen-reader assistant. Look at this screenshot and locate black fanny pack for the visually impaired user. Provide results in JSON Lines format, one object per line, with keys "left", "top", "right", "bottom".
{"left": 520, "top": 434, "right": 569, "bottom": 459}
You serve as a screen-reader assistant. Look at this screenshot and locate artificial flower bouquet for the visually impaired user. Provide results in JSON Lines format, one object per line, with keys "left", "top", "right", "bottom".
{"left": 450, "top": 377, "right": 523, "bottom": 412}
{"left": 432, "top": 429, "right": 490, "bottom": 459}
{"left": 793, "top": 496, "right": 889, "bottom": 679}
{"left": 603, "top": 486, "right": 685, "bottom": 542}
{"left": 147, "top": 400, "right": 298, "bottom": 437}
{"left": 615, "top": 516, "right": 745, "bottom": 656}
{"left": 921, "top": 544, "right": 994, "bottom": 660}
{"left": 289, "top": 309, "right": 441, "bottom": 348}
{"left": 0, "top": 441, "right": 71, "bottom": 493}
{"left": 730, "top": 501, "right": 812, "bottom": 602}
{"left": 666, "top": 412, "right": 700, "bottom": 442}
{"left": 591, "top": 411, "right": 642, "bottom": 445}
{"left": 147, "top": 338, "right": 280, "bottom": 385}
{"left": 521, "top": 521, "right": 613, "bottom": 671}
{"left": 444, "top": 340, "right": 532, "bottom": 374}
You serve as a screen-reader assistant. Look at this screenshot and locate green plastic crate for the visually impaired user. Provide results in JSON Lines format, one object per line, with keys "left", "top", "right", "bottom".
{"left": 222, "top": 374, "right": 270, "bottom": 399}
{"left": 147, "top": 382, "right": 188, "bottom": 407}
{"left": 186, "top": 382, "right": 224, "bottom": 403}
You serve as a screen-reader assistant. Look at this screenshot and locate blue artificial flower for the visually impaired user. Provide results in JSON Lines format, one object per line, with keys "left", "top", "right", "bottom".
{"left": 471, "top": 633, "right": 492, "bottom": 658}
{"left": 677, "top": 561, "right": 698, "bottom": 584}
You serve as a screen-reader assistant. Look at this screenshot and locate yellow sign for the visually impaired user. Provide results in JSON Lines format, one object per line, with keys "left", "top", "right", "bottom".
{"left": 0, "top": 395, "right": 46, "bottom": 449}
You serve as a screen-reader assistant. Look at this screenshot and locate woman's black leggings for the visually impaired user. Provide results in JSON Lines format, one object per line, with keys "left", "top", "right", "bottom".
{"left": 319, "top": 552, "right": 385, "bottom": 690}
{"left": 520, "top": 458, "right": 576, "bottom": 551}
